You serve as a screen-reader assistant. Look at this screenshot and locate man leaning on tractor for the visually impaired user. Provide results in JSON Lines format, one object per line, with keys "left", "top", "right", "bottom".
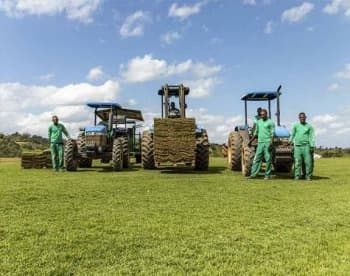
{"left": 48, "top": 115, "right": 70, "bottom": 172}
{"left": 247, "top": 109, "right": 275, "bottom": 180}
{"left": 289, "top": 112, "right": 315, "bottom": 181}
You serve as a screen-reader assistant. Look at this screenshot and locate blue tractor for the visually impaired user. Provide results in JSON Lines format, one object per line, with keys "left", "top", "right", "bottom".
{"left": 64, "top": 102, "right": 144, "bottom": 171}
{"left": 227, "top": 86, "right": 293, "bottom": 176}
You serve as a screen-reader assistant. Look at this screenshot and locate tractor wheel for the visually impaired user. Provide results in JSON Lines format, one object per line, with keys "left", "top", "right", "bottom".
{"left": 77, "top": 132, "right": 92, "bottom": 168}
{"left": 240, "top": 131, "right": 255, "bottom": 176}
{"left": 64, "top": 139, "right": 78, "bottom": 171}
{"left": 195, "top": 132, "right": 209, "bottom": 171}
{"left": 227, "top": 131, "right": 242, "bottom": 171}
{"left": 120, "top": 137, "right": 130, "bottom": 168}
{"left": 141, "top": 131, "right": 155, "bottom": 169}
{"left": 112, "top": 138, "right": 123, "bottom": 171}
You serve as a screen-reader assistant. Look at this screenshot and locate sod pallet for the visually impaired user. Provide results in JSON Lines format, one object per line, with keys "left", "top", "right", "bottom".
{"left": 154, "top": 118, "right": 196, "bottom": 164}
{"left": 21, "top": 150, "right": 52, "bottom": 169}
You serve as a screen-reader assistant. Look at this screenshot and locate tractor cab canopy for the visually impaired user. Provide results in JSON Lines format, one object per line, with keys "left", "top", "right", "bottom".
{"left": 158, "top": 85, "right": 190, "bottom": 97}
{"left": 241, "top": 91, "right": 281, "bottom": 101}
{"left": 86, "top": 102, "right": 144, "bottom": 125}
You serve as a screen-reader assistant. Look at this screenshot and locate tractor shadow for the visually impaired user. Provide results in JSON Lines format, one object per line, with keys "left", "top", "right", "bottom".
{"left": 160, "top": 166, "right": 226, "bottom": 175}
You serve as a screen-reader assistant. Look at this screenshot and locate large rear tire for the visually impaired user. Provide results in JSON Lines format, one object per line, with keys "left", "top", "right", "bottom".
{"left": 77, "top": 132, "right": 92, "bottom": 168}
{"left": 227, "top": 131, "right": 242, "bottom": 171}
{"left": 120, "top": 136, "right": 130, "bottom": 169}
{"left": 64, "top": 139, "right": 78, "bottom": 171}
{"left": 195, "top": 132, "right": 209, "bottom": 171}
{"left": 240, "top": 131, "right": 255, "bottom": 176}
{"left": 112, "top": 138, "right": 123, "bottom": 171}
{"left": 141, "top": 131, "right": 155, "bottom": 169}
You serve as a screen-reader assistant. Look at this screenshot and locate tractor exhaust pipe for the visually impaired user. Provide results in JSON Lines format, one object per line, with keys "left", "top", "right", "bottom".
{"left": 276, "top": 85, "right": 282, "bottom": 126}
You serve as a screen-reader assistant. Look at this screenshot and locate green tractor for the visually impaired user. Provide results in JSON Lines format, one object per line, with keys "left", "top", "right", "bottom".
{"left": 65, "top": 102, "right": 143, "bottom": 171}
{"left": 142, "top": 84, "right": 209, "bottom": 170}
{"left": 227, "top": 85, "right": 293, "bottom": 176}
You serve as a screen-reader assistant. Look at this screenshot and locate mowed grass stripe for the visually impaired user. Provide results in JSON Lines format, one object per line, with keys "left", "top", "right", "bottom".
{"left": 1, "top": 158, "right": 350, "bottom": 274}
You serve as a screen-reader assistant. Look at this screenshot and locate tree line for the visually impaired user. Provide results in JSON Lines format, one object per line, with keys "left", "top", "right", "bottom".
{"left": 0, "top": 132, "right": 49, "bottom": 157}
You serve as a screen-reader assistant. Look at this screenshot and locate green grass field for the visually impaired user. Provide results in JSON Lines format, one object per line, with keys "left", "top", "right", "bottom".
{"left": 1, "top": 158, "right": 350, "bottom": 275}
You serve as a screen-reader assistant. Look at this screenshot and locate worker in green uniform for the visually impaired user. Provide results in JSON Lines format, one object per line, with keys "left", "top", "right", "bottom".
{"left": 247, "top": 109, "right": 275, "bottom": 180}
{"left": 289, "top": 112, "right": 315, "bottom": 181}
{"left": 48, "top": 115, "right": 70, "bottom": 172}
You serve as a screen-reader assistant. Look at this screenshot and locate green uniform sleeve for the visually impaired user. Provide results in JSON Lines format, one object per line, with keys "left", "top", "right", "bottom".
{"left": 62, "top": 124, "right": 70, "bottom": 138}
{"left": 289, "top": 124, "right": 296, "bottom": 143}
{"left": 270, "top": 121, "right": 275, "bottom": 138}
{"left": 48, "top": 126, "right": 51, "bottom": 144}
{"left": 253, "top": 121, "right": 259, "bottom": 137}
{"left": 309, "top": 125, "right": 315, "bottom": 148}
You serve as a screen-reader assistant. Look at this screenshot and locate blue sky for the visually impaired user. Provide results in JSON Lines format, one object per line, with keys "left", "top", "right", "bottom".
{"left": 0, "top": 0, "right": 350, "bottom": 146}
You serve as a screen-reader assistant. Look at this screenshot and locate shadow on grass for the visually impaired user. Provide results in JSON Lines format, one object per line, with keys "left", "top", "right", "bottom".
{"left": 268, "top": 173, "right": 330, "bottom": 181}
{"left": 159, "top": 166, "right": 226, "bottom": 175}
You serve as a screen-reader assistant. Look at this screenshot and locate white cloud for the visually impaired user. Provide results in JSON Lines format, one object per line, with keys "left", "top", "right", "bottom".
{"left": 187, "top": 108, "right": 242, "bottom": 142}
{"left": 87, "top": 66, "right": 105, "bottom": 82}
{"left": 125, "top": 99, "right": 137, "bottom": 106}
{"left": 335, "top": 64, "right": 350, "bottom": 79}
{"left": 310, "top": 111, "right": 350, "bottom": 147}
{"left": 264, "top": 20, "right": 273, "bottom": 34}
{"left": 0, "top": 0, "right": 102, "bottom": 23}
{"left": 120, "top": 54, "right": 222, "bottom": 85}
{"left": 281, "top": 2, "right": 314, "bottom": 23}
{"left": 120, "top": 10, "right": 151, "bottom": 38}
{"left": 324, "top": 0, "right": 350, "bottom": 16}
{"left": 0, "top": 80, "right": 120, "bottom": 137}
{"left": 186, "top": 78, "right": 220, "bottom": 98}
{"left": 328, "top": 83, "right": 340, "bottom": 91}
{"left": 312, "top": 114, "right": 337, "bottom": 124}
{"left": 39, "top": 73, "right": 55, "bottom": 81}
{"left": 161, "top": 31, "right": 181, "bottom": 44}
{"left": 243, "top": 0, "right": 256, "bottom": 5}
{"left": 168, "top": 2, "right": 205, "bottom": 20}
{"left": 121, "top": 54, "right": 168, "bottom": 82}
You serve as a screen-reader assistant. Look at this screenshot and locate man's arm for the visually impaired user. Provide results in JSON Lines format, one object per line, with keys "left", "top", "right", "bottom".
{"left": 309, "top": 125, "right": 315, "bottom": 149}
{"left": 248, "top": 123, "right": 259, "bottom": 146}
{"left": 270, "top": 121, "right": 275, "bottom": 144}
{"left": 48, "top": 126, "right": 51, "bottom": 144}
{"left": 62, "top": 124, "right": 70, "bottom": 138}
{"left": 289, "top": 124, "right": 296, "bottom": 144}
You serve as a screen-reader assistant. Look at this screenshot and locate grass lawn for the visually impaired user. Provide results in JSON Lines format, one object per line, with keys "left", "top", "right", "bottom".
{"left": 1, "top": 157, "right": 350, "bottom": 275}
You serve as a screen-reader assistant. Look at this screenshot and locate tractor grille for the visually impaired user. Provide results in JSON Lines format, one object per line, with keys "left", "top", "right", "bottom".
{"left": 85, "top": 134, "right": 107, "bottom": 147}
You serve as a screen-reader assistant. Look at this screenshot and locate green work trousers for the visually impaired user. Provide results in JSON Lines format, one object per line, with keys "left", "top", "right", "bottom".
{"left": 294, "top": 145, "right": 312, "bottom": 179}
{"left": 50, "top": 143, "right": 64, "bottom": 171}
{"left": 250, "top": 143, "right": 272, "bottom": 177}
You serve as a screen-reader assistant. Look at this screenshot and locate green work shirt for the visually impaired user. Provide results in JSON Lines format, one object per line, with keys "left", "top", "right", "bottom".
{"left": 253, "top": 115, "right": 260, "bottom": 124}
{"left": 289, "top": 122, "right": 315, "bottom": 147}
{"left": 48, "top": 123, "right": 69, "bottom": 144}
{"left": 254, "top": 118, "right": 275, "bottom": 143}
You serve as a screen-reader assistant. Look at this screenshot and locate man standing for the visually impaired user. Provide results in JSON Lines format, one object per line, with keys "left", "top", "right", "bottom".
{"left": 247, "top": 109, "right": 275, "bottom": 180}
{"left": 48, "top": 115, "right": 70, "bottom": 172}
{"left": 289, "top": 112, "right": 315, "bottom": 181}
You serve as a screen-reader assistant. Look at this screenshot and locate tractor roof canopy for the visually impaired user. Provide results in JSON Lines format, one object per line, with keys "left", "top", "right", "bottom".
{"left": 241, "top": 91, "right": 281, "bottom": 101}
{"left": 87, "top": 102, "right": 122, "bottom": 109}
{"left": 158, "top": 85, "right": 190, "bottom": 96}
{"left": 86, "top": 102, "right": 144, "bottom": 122}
